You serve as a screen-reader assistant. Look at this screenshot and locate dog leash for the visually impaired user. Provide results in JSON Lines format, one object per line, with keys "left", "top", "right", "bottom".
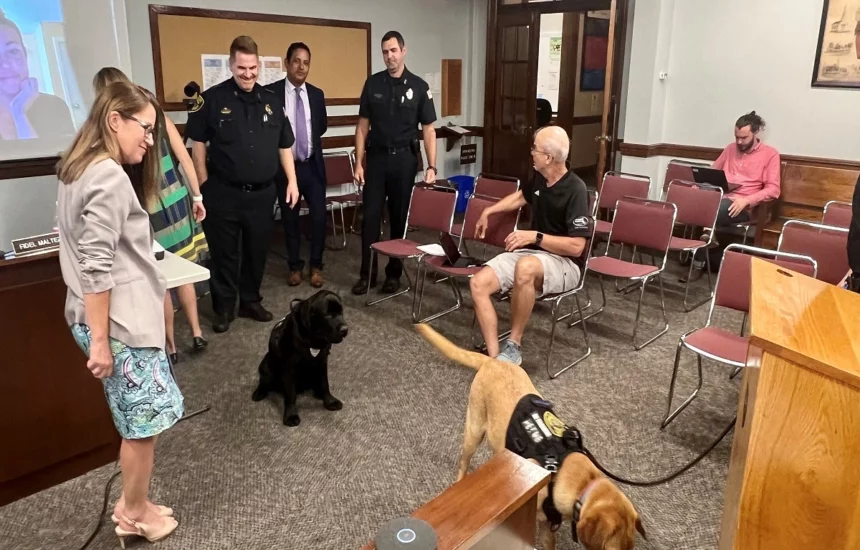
{"left": 580, "top": 417, "right": 736, "bottom": 487}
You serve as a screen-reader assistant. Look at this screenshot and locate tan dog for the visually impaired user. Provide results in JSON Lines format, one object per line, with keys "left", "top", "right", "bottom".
{"left": 415, "top": 324, "right": 645, "bottom": 550}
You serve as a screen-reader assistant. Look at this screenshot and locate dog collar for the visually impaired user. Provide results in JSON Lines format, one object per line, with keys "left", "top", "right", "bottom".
{"left": 572, "top": 479, "right": 602, "bottom": 543}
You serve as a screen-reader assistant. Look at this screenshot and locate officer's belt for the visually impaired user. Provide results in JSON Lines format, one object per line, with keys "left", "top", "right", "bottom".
{"left": 211, "top": 174, "right": 273, "bottom": 191}
{"left": 368, "top": 144, "right": 413, "bottom": 155}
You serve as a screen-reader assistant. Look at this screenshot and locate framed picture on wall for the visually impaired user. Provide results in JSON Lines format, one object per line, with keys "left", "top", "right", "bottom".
{"left": 580, "top": 14, "right": 610, "bottom": 91}
{"left": 811, "top": 0, "right": 860, "bottom": 88}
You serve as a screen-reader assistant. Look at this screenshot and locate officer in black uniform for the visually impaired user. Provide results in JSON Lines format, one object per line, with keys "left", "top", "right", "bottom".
{"left": 848, "top": 175, "right": 860, "bottom": 292}
{"left": 351, "top": 30, "right": 438, "bottom": 295}
{"left": 187, "top": 36, "right": 299, "bottom": 333}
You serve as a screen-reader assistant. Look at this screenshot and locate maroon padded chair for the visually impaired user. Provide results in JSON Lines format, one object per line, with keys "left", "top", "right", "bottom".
{"left": 588, "top": 197, "right": 677, "bottom": 350}
{"left": 665, "top": 181, "right": 723, "bottom": 311}
{"left": 777, "top": 220, "right": 849, "bottom": 286}
{"left": 365, "top": 186, "right": 458, "bottom": 306}
{"left": 595, "top": 171, "right": 651, "bottom": 240}
{"left": 451, "top": 174, "right": 520, "bottom": 238}
{"left": 412, "top": 195, "right": 519, "bottom": 324}
{"left": 661, "top": 244, "right": 817, "bottom": 428}
{"left": 315, "top": 152, "right": 357, "bottom": 249}
{"left": 822, "top": 200, "right": 853, "bottom": 229}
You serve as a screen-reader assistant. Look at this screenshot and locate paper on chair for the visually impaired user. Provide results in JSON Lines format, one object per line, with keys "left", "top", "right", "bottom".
{"left": 417, "top": 244, "right": 446, "bottom": 256}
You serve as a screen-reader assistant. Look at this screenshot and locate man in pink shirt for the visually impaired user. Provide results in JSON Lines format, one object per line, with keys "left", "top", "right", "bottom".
{"left": 693, "top": 112, "right": 781, "bottom": 273}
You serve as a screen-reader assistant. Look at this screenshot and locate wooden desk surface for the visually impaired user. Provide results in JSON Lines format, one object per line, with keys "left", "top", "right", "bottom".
{"left": 749, "top": 258, "right": 860, "bottom": 390}
{"left": 361, "top": 451, "right": 550, "bottom": 550}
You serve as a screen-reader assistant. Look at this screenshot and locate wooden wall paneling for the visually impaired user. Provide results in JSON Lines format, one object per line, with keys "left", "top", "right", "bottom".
{"left": 618, "top": 142, "right": 860, "bottom": 172}
{"left": 441, "top": 59, "right": 463, "bottom": 117}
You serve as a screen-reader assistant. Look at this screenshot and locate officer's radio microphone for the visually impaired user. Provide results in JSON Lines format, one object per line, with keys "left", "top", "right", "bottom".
{"left": 184, "top": 81, "right": 201, "bottom": 111}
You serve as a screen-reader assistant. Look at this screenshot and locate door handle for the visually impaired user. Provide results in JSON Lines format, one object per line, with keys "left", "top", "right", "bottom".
{"left": 595, "top": 134, "right": 612, "bottom": 143}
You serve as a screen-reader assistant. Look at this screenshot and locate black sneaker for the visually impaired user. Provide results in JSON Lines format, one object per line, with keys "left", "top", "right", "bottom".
{"left": 238, "top": 302, "right": 274, "bottom": 322}
{"left": 381, "top": 277, "right": 400, "bottom": 294}
{"left": 351, "top": 278, "right": 377, "bottom": 295}
{"left": 212, "top": 313, "right": 231, "bottom": 333}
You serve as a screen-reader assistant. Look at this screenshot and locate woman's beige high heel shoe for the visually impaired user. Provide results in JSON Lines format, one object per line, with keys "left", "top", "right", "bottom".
{"left": 111, "top": 505, "right": 173, "bottom": 524}
{"left": 115, "top": 515, "right": 178, "bottom": 548}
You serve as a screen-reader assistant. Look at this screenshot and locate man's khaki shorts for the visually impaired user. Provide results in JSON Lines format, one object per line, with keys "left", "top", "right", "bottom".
{"left": 485, "top": 249, "right": 581, "bottom": 297}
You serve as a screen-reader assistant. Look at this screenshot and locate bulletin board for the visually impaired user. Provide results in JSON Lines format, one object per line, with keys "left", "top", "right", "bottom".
{"left": 148, "top": 5, "right": 371, "bottom": 110}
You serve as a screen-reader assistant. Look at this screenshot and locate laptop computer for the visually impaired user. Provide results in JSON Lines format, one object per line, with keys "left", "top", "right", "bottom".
{"left": 690, "top": 167, "right": 734, "bottom": 193}
{"left": 440, "top": 233, "right": 480, "bottom": 268}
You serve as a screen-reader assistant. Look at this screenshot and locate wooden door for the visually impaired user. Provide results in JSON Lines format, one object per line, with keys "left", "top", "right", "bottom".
{"left": 488, "top": 10, "right": 540, "bottom": 182}
{"left": 596, "top": 0, "right": 622, "bottom": 183}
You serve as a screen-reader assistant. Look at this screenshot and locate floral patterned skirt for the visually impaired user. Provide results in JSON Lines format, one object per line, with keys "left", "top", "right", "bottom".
{"left": 71, "top": 324, "right": 184, "bottom": 439}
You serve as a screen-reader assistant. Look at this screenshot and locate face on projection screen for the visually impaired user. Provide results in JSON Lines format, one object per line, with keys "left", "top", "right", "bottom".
{"left": 0, "top": 0, "right": 89, "bottom": 161}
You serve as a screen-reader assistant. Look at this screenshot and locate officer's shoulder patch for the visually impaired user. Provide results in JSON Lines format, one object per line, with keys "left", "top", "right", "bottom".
{"left": 190, "top": 95, "right": 204, "bottom": 113}
{"left": 542, "top": 411, "right": 567, "bottom": 438}
{"left": 573, "top": 216, "right": 589, "bottom": 228}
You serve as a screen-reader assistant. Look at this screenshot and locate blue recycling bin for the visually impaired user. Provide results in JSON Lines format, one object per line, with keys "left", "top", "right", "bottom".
{"left": 448, "top": 175, "right": 475, "bottom": 213}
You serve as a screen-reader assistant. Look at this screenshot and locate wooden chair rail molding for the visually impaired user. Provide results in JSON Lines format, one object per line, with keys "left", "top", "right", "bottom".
{"left": 618, "top": 142, "right": 860, "bottom": 172}
{"left": 0, "top": 126, "right": 484, "bottom": 181}
{"left": 360, "top": 450, "right": 550, "bottom": 550}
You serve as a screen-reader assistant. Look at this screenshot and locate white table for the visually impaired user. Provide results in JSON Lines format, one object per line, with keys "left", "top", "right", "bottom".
{"left": 158, "top": 250, "right": 210, "bottom": 289}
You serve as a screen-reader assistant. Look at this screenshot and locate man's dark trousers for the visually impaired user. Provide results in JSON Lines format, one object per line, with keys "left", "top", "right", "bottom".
{"left": 278, "top": 159, "right": 326, "bottom": 272}
{"left": 359, "top": 149, "right": 418, "bottom": 281}
{"left": 202, "top": 177, "right": 276, "bottom": 315}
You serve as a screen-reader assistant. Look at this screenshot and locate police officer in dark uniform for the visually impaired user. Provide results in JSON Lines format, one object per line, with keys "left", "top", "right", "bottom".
{"left": 187, "top": 36, "right": 299, "bottom": 333}
{"left": 351, "top": 30, "right": 438, "bottom": 295}
{"left": 848, "top": 176, "right": 860, "bottom": 292}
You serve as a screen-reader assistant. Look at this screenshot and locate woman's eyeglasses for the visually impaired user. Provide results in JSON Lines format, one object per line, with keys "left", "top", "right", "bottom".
{"left": 119, "top": 112, "right": 155, "bottom": 138}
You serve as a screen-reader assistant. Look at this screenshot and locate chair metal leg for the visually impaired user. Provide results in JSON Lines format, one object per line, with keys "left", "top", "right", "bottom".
{"left": 729, "top": 366, "right": 743, "bottom": 379}
{"left": 661, "top": 344, "right": 704, "bottom": 429}
{"left": 546, "top": 293, "right": 592, "bottom": 379}
{"left": 350, "top": 202, "right": 362, "bottom": 235}
{"left": 682, "top": 247, "right": 713, "bottom": 312}
{"left": 366, "top": 252, "right": 415, "bottom": 306}
{"left": 326, "top": 204, "right": 347, "bottom": 251}
{"left": 412, "top": 269, "right": 464, "bottom": 324}
{"left": 632, "top": 275, "right": 669, "bottom": 350}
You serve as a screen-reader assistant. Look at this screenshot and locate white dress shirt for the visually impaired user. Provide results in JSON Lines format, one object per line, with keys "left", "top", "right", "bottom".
{"left": 284, "top": 80, "right": 313, "bottom": 158}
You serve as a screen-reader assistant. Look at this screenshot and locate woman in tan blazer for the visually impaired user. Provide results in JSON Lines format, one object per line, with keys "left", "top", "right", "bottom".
{"left": 56, "top": 81, "right": 181, "bottom": 546}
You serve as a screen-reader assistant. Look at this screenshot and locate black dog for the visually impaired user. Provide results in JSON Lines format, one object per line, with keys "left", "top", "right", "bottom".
{"left": 251, "top": 290, "right": 348, "bottom": 426}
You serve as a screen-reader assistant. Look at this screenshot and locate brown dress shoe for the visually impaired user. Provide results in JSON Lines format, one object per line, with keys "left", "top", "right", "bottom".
{"left": 288, "top": 270, "right": 302, "bottom": 286}
{"left": 310, "top": 268, "right": 324, "bottom": 288}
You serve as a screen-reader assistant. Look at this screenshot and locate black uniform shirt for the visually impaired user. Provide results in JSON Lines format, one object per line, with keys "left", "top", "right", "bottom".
{"left": 185, "top": 78, "right": 294, "bottom": 185}
{"left": 849, "top": 175, "right": 860, "bottom": 273}
{"left": 521, "top": 170, "right": 592, "bottom": 267}
{"left": 358, "top": 68, "right": 437, "bottom": 148}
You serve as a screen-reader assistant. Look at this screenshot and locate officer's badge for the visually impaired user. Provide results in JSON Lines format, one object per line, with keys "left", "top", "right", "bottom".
{"left": 220, "top": 107, "right": 232, "bottom": 115}
{"left": 406, "top": 88, "right": 413, "bottom": 100}
{"left": 190, "top": 95, "right": 204, "bottom": 113}
{"left": 265, "top": 104, "right": 273, "bottom": 115}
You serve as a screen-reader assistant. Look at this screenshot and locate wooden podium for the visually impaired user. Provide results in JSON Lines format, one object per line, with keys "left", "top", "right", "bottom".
{"left": 361, "top": 450, "right": 550, "bottom": 550}
{"left": 719, "top": 259, "right": 860, "bottom": 549}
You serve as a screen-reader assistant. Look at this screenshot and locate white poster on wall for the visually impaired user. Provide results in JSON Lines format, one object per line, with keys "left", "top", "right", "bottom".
{"left": 201, "top": 54, "right": 231, "bottom": 90}
{"left": 260, "top": 56, "right": 286, "bottom": 86}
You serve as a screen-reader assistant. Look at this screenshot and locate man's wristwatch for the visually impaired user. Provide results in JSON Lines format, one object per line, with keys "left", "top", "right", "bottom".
{"left": 428, "top": 166, "right": 437, "bottom": 175}
{"left": 535, "top": 232, "right": 544, "bottom": 249}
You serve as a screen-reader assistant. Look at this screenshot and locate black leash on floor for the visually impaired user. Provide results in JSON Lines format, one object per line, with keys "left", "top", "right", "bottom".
{"left": 581, "top": 417, "right": 737, "bottom": 487}
{"left": 77, "top": 406, "right": 211, "bottom": 550}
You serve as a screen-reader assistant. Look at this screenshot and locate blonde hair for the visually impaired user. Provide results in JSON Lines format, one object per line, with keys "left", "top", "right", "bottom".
{"left": 57, "top": 81, "right": 161, "bottom": 208}
{"left": 93, "top": 67, "right": 130, "bottom": 95}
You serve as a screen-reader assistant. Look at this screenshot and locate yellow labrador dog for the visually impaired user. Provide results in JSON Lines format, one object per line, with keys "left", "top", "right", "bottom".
{"left": 415, "top": 324, "right": 645, "bottom": 550}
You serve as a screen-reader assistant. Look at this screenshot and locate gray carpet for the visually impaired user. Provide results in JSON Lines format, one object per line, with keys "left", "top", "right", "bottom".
{"left": 0, "top": 231, "right": 743, "bottom": 550}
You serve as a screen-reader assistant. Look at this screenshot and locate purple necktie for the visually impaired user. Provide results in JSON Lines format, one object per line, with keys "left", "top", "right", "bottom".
{"left": 295, "top": 88, "right": 309, "bottom": 161}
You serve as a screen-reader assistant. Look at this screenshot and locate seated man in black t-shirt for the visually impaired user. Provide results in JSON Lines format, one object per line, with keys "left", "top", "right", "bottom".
{"left": 471, "top": 127, "right": 592, "bottom": 365}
